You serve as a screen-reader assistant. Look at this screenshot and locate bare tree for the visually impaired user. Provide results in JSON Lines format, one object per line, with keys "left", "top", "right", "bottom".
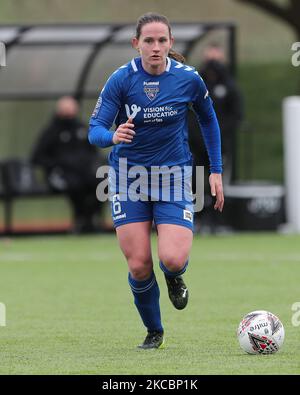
{"left": 236, "top": 0, "right": 300, "bottom": 39}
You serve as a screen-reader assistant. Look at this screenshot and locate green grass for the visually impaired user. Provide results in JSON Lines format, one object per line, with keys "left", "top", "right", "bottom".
{"left": 0, "top": 233, "right": 300, "bottom": 374}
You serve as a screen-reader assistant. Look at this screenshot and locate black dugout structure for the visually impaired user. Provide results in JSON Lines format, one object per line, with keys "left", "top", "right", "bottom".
{"left": 0, "top": 22, "right": 236, "bottom": 100}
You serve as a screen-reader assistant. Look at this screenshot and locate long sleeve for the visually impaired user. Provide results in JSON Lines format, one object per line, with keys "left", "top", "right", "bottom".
{"left": 88, "top": 72, "right": 122, "bottom": 148}
{"left": 191, "top": 76, "right": 223, "bottom": 174}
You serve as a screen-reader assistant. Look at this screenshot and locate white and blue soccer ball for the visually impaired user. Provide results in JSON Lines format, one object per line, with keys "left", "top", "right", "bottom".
{"left": 237, "top": 310, "right": 285, "bottom": 354}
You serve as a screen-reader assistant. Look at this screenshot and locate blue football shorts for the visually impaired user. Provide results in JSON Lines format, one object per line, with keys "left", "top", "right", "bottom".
{"left": 108, "top": 164, "right": 194, "bottom": 231}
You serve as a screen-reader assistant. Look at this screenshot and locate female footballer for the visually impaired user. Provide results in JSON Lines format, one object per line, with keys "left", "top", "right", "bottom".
{"left": 89, "top": 12, "right": 224, "bottom": 349}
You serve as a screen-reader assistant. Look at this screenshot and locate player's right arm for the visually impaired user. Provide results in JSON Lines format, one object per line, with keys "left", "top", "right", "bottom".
{"left": 88, "top": 70, "right": 135, "bottom": 147}
{"left": 112, "top": 117, "right": 135, "bottom": 144}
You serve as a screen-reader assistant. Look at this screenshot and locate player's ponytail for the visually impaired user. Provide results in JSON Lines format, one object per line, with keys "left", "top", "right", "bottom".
{"left": 168, "top": 49, "right": 185, "bottom": 64}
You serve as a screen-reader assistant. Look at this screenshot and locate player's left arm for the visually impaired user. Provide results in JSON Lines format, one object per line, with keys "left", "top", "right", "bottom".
{"left": 191, "top": 75, "right": 224, "bottom": 212}
{"left": 209, "top": 173, "right": 224, "bottom": 212}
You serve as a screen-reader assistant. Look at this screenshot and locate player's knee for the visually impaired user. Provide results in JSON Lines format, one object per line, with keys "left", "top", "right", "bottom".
{"left": 128, "top": 258, "right": 153, "bottom": 281}
{"left": 159, "top": 253, "right": 187, "bottom": 273}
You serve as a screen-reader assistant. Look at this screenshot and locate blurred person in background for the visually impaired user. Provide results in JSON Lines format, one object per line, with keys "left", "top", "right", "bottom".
{"left": 189, "top": 44, "right": 244, "bottom": 186}
{"left": 31, "top": 96, "right": 104, "bottom": 233}
{"left": 188, "top": 44, "right": 244, "bottom": 232}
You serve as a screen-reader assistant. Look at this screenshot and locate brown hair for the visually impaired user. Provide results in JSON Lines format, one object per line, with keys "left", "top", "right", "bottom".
{"left": 135, "top": 12, "right": 185, "bottom": 63}
{"left": 168, "top": 49, "right": 186, "bottom": 64}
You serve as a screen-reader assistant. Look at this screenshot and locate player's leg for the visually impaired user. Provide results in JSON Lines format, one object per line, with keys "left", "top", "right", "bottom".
{"left": 157, "top": 223, "right": 193, "bottom": 310}
{"left": 157, "top": 223, "right": 192, "bottom": 274}
{"left": 116, "top": 221, "right": 153, "bottom": 281}
{"left": 116, "top": 220, "right": 164, "bottom": 349}
{"left": 153, "top": 162, "right": 194, "bottom": 310}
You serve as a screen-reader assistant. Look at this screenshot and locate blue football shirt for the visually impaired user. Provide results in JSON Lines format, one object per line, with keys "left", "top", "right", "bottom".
{"left": 89, "top": 57, "right": 222, "bottom": 173}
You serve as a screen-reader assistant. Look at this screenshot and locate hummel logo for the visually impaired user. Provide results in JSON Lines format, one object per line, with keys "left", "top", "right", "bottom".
{"left": 182, "top": 288, "right": 188, "bottom": 298}
{"left": 143, "top": 81, "right": 159, "bottom": 86}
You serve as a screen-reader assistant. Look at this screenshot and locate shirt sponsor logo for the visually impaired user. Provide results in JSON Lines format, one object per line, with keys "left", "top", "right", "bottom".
{"left": 124, "top": 103, "right": 178, "bottom": 124}
{"left": 125, "top": 103, "right": 142, "bottom": 119}
{"left": 143, "top": 106, "right": 178, "bottom": 123}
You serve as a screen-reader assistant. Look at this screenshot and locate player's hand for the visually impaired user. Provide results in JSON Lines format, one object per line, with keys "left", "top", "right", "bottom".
{"left": 113, "top": 117, "right": 135, "bottom": 144}
{"left": 209, "top": 173, "right": 224, "bottom": 212}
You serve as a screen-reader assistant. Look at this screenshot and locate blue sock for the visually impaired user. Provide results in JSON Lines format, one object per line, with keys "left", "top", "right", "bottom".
{"left": 128, "top": 271, "right": 163, "bottom": 333}
{"left": 159, "top": 260, "right": 189, "bottom": 278}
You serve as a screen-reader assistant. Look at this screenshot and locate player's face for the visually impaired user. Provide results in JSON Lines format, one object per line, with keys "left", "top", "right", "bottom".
{"left": 132, "top": 22, "right": 174, "bottom": 75}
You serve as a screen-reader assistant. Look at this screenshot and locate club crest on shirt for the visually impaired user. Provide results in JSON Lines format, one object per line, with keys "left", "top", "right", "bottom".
{"left": 143, "top": 81, "right": 159, "bottom": 101}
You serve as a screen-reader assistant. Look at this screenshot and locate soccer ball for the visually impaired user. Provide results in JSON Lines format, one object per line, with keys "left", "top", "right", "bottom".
{"left": 237, "top": 310, "right": 285, "bottom": 354}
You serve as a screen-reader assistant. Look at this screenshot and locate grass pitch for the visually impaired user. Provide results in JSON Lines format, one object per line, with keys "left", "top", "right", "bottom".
{"left": 0, "top": 233, "right": 300, "bottom": 375}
